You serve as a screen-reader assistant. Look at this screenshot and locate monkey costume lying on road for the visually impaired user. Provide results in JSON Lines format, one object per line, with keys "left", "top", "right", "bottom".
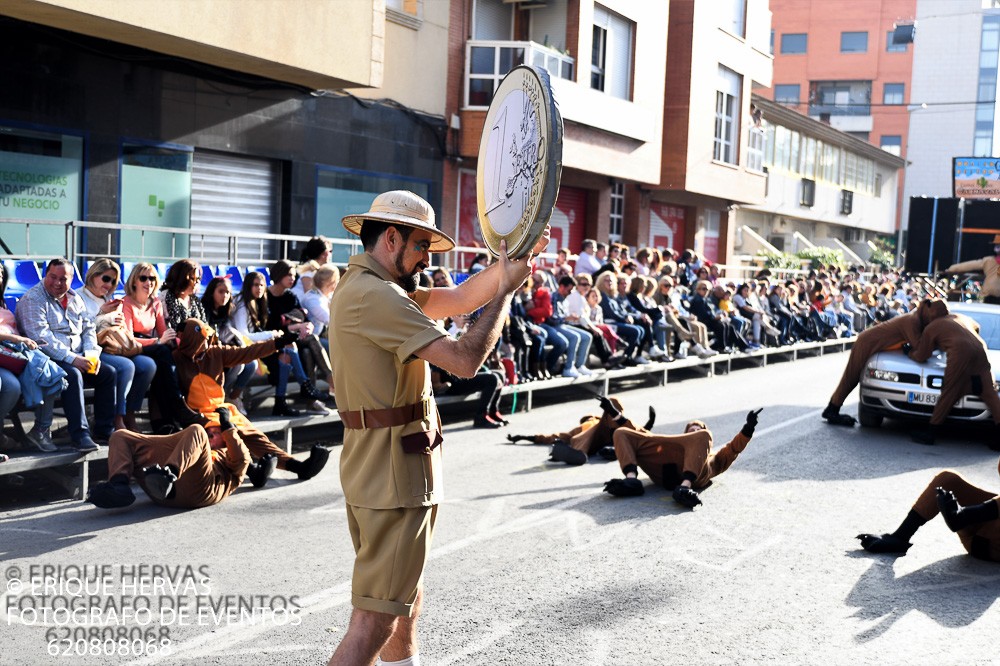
{"left": 857, "top": 457, "right": 1000, "bottom": 562}
{"left": 906, "top": 312, "right": 1000, "bottom": 446}
{"left": 603, "top": 409, "right": 762, "bottom": 509}
{"left": 174, "top": 317, "right": 329, "bottom": 482}
{"left": 87, "top": 411, "right": 256, "bottom": 509}
{"left": 506, "top": 396, "right": 655, "bottom": 466}
{"left": 823, "top": 298, "right": 950, "bottom": 426}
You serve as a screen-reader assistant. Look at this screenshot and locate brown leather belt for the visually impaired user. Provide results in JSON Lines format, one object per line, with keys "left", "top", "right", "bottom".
{"left": 338, "top": 398, "right": 433, "bottom": 430}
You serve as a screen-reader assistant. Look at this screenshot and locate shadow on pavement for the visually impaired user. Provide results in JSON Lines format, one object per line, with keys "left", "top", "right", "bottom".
{"left": 844, "top": 552, "right": 1000, "bottom": 641}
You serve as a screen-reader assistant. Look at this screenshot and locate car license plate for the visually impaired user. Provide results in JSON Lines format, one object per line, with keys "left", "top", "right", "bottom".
{"left": 907, "top": 391, "right": 937, "bottom": 405}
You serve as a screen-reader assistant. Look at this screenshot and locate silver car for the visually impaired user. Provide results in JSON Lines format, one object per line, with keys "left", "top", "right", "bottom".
{"left": 857, "top": 302, "right": 1000, "bottom": 428}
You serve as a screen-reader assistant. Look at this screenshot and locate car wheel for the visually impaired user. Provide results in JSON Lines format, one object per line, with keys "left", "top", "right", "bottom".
{"left": 857, "top": 402, "right": 883, "bottom": 428}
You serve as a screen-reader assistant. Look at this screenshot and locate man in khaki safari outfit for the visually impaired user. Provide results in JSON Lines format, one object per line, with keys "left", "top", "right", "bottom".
{"left": 327, "top": 191, "right": 548, "bottom": 666}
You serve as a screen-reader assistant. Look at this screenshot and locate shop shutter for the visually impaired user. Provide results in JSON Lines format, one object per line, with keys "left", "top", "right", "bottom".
{"left": 551, "top": 186, "right": 586, "bottom": 253}
{"left": 189, "top": 151, "right": 279, "bottom": 263}
{"left": 473, "top": 0, "right": 512, "bottom": 40}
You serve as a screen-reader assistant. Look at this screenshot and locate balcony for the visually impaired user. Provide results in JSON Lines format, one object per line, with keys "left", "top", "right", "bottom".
{"left": 465, "top": 40, "right": 575, "bottom": 108}
{"left": 807, "top": 81, "right": 872, "bottom": 117}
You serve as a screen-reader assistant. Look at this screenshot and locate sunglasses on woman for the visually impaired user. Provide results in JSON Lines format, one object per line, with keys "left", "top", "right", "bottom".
{"left": 99, "top": 275, "right": 115, "bottom": 284}
{"left": 137, "top": 275, "right": 156, "bottom": 283}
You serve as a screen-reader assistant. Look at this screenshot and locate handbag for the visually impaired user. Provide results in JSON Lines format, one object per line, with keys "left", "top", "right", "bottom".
{"left": 0, "top": 341, "right": 28, "bottom": 375}
{"left": 97, "top": 326, "right": 143, "bottom": 357}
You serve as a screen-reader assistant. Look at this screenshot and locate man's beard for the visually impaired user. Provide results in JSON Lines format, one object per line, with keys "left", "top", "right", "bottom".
{"left": 394, "top": 250, "right": 424, "bottom": 292}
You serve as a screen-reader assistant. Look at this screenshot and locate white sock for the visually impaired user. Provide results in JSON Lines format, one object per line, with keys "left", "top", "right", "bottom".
{"left": 377, "top": 656, "right": 421, "bottom": 666}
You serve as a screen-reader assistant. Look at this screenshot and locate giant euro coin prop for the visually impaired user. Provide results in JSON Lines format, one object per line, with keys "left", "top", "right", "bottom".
{"left": 476, "top": 65, "right": 563, "bottom": 259}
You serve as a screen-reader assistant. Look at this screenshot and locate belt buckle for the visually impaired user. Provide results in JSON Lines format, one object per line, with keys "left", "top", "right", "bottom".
{"left": 421, "top": 397, "right": 431, "bottom": 421}
{"left": 359, "top": 406, "right": 366, "bottom": 429}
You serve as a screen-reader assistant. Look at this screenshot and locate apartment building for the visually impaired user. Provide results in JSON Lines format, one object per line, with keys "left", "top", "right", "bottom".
{"left": 904, "top": 0, "right": 1000, "bottom": 228}
{"left": 0, "top": 1, "right": 445, "bottom": 263}
{"left": 736, "top": 95, "right": 905, "bottom": 263}
{"left": 653, "top": 0, "right": 774, "bottom": 263}
{"left": 442, "top": 0, "right": 669, "bottom": 258}
{"left": 763, "top": 0, "right": 916, "bottom": 231}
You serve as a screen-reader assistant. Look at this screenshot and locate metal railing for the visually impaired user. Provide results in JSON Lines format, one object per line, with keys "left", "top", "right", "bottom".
{"left": 465, "top": 39, "right": 574, "bottom": 108}
{"left": 0, "top": 218, "right": 363, "bottom": 268}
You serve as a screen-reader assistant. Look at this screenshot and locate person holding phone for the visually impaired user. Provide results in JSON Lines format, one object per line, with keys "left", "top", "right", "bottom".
{"left": 79, "top": 259, "right": 154, "bottom": 432}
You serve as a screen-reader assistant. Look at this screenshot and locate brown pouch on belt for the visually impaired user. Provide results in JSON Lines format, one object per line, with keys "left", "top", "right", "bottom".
{"left": 401, "top": 430, "right": 443, "bottom": 455}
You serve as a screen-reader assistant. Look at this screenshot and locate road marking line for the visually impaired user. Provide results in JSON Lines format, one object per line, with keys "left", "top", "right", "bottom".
{"left": 129, "top": 408, "right": 824, "bottom": 663}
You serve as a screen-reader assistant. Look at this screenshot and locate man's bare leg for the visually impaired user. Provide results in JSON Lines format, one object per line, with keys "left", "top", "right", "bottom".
{"left": 380, "top": 587, "right": 423, "bottom": 662}
{"left": 327, "top": 608, "right": 396, "bottom": 666}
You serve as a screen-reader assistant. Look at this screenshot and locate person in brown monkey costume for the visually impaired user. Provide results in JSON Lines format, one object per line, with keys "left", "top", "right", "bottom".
{"left": 506, "top": 396, "right": 655, "bottom": 465}
{"left": 906, "top": 312, "right": 1000, "bottom": 446}
{"left": 857, "top": 458, "right": 1000, "bottom": 561}
{"left": 822, "top": 298, "right": 949, "bottom": 426}
{"left": 174, "top": 317, "right": 329, "bottom": 484}
{"left": 603, "top": 409, "right": 762, "bottom": 509}
{"left": 944, "top": 233, "right": 1000, "bottom": 305}
{"left": 87, "top": 411, "right": 251, "bottom": 509}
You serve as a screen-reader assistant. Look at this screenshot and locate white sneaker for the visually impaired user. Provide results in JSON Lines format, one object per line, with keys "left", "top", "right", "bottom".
{"left": 577, "top": 365, "right": 593, "bottom": 376}
{"left": 561, "top": 367, "right": 580, "bottom": 378}
{"left": 307, "top": 400, "right": 329, "bottom": 413}
{"left": 694, "top": 344, "right": 718, "bottom": 359}
{"left": 648, "top": 346, "right": 667, "bottom": 359}
{"left": 676, "top": 342, "right": 690, "bottom": 359}
{"left": 634, "top": 356, "right": 651, "bottom": 365}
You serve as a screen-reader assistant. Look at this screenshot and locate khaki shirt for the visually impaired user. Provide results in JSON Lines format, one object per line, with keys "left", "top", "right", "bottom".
{"left": 948, "top": 256, "right": 1000, "bottom": 298}
{"left": 330, "top": 253, "right": 447, "bottom": 509}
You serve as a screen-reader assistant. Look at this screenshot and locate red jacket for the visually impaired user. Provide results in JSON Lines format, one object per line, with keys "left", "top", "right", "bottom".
{"left": 527, "top": 287, "right": 553, "bottom": 325}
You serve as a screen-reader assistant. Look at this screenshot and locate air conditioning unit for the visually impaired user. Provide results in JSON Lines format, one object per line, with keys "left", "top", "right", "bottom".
{"left": 800, "top": 178, "right": 816, "bottom": 208}
{"left": 840, "top": 189, "right": 854, "bottom": 215}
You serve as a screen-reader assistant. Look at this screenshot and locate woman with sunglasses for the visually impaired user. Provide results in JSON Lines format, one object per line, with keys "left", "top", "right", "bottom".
{"left": 122, "top": 263, "right": 204, "bottom": 433}
{"left": 160, "top": 259, "right": 207, "bottom": 332}
{"left": 79, "top": 259, "right": 154, "bottom": 432}
{"left": 201, "top": 275, "right": 256, "bottom": 415}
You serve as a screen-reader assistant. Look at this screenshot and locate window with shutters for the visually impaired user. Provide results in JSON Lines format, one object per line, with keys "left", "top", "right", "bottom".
{"left": 591, "top": 5, "right": 634, "bottom": 100}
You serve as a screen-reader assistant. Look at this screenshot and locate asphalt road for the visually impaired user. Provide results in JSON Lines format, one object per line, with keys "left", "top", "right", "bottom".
{"left": 2, "top": 351, "right": 999, "bottom": 666}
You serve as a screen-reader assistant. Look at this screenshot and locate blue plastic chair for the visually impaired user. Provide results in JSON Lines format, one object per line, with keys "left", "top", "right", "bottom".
{"left": 2, "top": 260, "right": 41, "bottom": 297}
{"left": 247, "top": 266, "right": 271, "bottom": 286}
{"left": 3, "top": 295, "right": 18, "bottom": 312}
{"left": 221, "top": 265, "right": 244, "bottom": 292}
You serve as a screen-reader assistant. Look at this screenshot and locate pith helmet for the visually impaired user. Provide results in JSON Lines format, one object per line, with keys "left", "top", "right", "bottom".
{"left": 342, "top": 190, "right": 456, "bottom": 252}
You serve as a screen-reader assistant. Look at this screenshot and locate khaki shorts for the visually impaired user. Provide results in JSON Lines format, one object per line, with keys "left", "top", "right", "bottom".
{"left": 346, "top": 503, "right": 439, "bottom": 617}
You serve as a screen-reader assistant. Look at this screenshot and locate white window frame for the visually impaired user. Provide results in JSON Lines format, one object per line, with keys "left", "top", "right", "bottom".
{"left": 609, "top": 180, "right": 624, "bottom": 242}
{"left": 592, "top": 4, "right": 634, "bottom": 100}
{"left": 714, "top": 66, "right": 742, "bottom": 165}
{"left": 747, "top": 126, "right": 765, "bottom": 173}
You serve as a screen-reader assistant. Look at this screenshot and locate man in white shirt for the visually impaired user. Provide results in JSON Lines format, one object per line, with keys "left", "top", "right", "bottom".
{"left": 574, "top": 239, "right": 603, "bottom": 275}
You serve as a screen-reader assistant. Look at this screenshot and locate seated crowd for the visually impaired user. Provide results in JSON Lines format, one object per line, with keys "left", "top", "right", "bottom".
{"left": 0, "top": 237, "right": 339, "bottom": 455}
{"left": 0, "top": 234, "right": 953, "bottom": 450}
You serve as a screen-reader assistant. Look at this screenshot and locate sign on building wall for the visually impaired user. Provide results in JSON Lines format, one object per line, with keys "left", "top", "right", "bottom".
{"left": 953, "top": 157, "right": 1000, "bottom": 199}
{"left": 0, "top": 150, "right": 81, "bottom": 256}
{"left": 120, "top": 164, "right": 192, "bottom": 261}
{"left": 648, "top": 202, "right": 686, "bottom": 252}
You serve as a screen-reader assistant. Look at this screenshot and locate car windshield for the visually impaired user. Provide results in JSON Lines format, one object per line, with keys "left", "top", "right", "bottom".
{"left": 967, "top": 311, "right": 1000, "bottom": 350}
